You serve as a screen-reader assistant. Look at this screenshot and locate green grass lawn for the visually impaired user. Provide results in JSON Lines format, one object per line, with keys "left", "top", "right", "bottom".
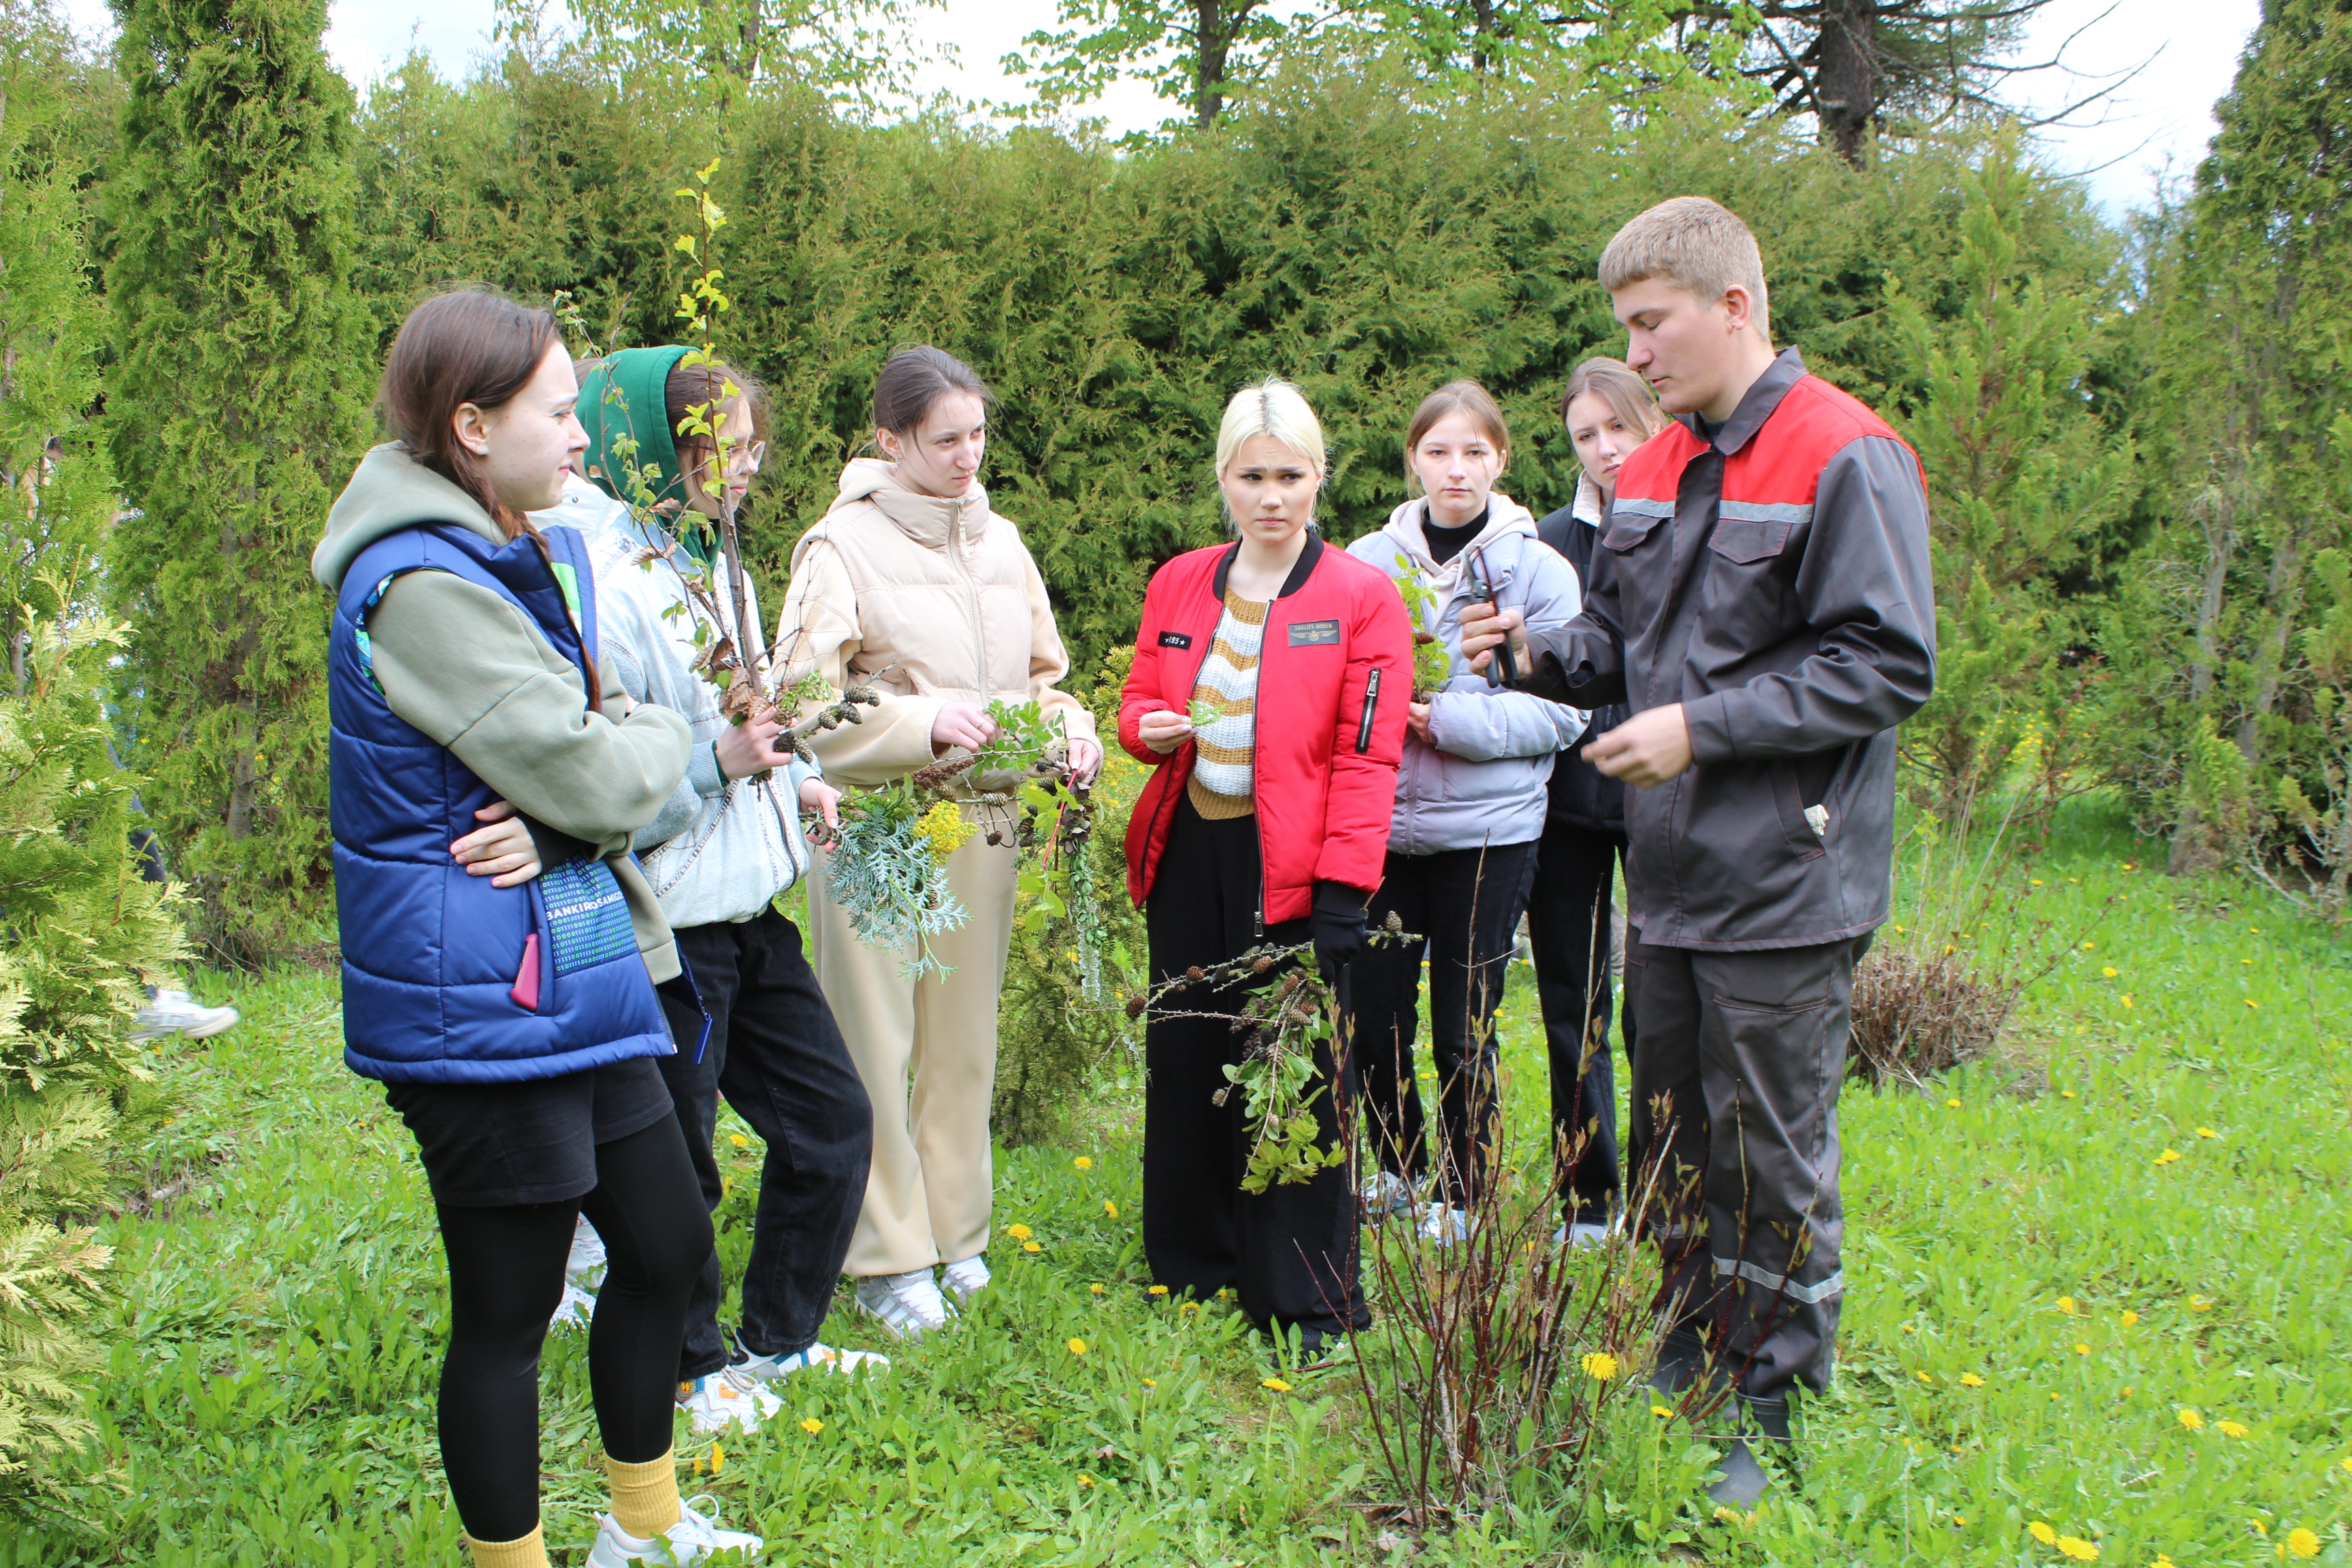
{"left": 5, "top": 800, "right": 2349, "bottom": 1565}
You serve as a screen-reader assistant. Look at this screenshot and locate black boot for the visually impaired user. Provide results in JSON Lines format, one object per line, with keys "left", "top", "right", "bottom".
{"left": 1705, "top": 1393, "right": 1793, "bottom": 1507}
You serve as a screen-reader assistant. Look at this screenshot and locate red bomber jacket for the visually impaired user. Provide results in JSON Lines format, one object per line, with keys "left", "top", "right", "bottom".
{"left": 1120, "top": 534, "right": 1413, "bottom": 926}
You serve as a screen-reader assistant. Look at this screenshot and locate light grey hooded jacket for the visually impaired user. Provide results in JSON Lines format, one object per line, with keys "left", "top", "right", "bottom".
{"left": 1345, "top": 493, "right": 1588, "bottom": 854}
{"left": 539, "top": 476, "right": 823, "bottom": 930}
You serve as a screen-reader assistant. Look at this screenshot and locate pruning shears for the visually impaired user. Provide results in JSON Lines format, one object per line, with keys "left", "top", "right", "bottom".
{"left": 1464, "top": 555, "right": 1518, "bottom": 688}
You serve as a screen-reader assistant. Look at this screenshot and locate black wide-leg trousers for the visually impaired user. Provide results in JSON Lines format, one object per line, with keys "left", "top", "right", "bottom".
{"left": 1141, "top": 798, "right": 1367, "bottom": 1338}
{"left": 1524, "top": 819, "right": 1632, "bottom": 1227}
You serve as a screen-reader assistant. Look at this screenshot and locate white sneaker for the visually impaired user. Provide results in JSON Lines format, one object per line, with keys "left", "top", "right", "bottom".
{"left": 1554, "top": 1220, "right": 1611, "bottom": 1250}
{"left": 587, "top": 1494, "right": 763, "bottom": 1565}
{"left": 550, "top": 1279, "right": 598, "bottom": 1330}
{"left": 855, "top": 1269, "right": 951, "bottom": 1339}
{"left": 1358, "top": 1171, "right": 1415, "bottom": 1220}
{"left": 736, "top": 1340, "right": 889, "bottom": 1382}
{"left": 675, "top": 1366, "right": 781, "bottom": 1435}
{"left": 1418, "top": 1203, "right": 1476, "bottom": 1245}
{"left": 941, "top": 1254, "right": 991, "bottom": 1303}
{"left": 568, "top": 1215, "right": 609, "bottom": 1284}
{"left": 129, "top": 988, "right": 240, "bottom": 1043}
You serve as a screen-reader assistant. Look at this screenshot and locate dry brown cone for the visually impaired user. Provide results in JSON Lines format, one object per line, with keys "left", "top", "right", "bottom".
{"left": 912, "top": 754, "right": 980, "bottom": 791}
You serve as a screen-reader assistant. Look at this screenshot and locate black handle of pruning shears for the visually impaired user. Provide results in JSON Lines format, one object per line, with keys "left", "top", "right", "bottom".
{"left": 1466, "top": 558, "right": 1518, "bottom": 687}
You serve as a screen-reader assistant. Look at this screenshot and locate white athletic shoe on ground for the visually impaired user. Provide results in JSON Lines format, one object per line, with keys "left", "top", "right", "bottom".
{"left": 1418, "top": 1203, "right": 1477, "bottom": 1245}
{"left": 676, "top": 1366, "right": 782, "bottom": 1436}
{"left": 568, "top": 1215, "right": 609, "bottom": 1284}
{"left": 129, "top": 988, "right": 240, "bottom": 1043}
{"left": 587, "top": 1495, "right": 763, "bottom": 1565}
{"left": 1358, "top": 1171, "right": 1415, "bottom": 1220}
{"left": 1554, "top": 1220, "right": 1612, "bottom": 1249}
{"left": 549, "top": 1279, "right": 599, "bottom": 1330}
{"left": 736, "top": 1341, "right": 891, "bottom": 1383}
{"left": 941, "top": 1254, "right": 991, "bottom": 1303}
{"left": 854, "top": 1269, "right": 951, "bottom": 1339}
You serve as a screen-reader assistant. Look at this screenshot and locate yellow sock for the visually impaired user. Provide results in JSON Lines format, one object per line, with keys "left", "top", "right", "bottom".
{"left": 464, "top": 1523, "right": 549, "bottom": 1568}
{"left": 604, "top": 1449, "right": 683, "bottom": 1540}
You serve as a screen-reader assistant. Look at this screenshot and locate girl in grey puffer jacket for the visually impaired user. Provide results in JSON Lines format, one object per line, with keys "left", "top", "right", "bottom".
{"left": 1343, "top": 381, "right": 1586, "bottom": 1243}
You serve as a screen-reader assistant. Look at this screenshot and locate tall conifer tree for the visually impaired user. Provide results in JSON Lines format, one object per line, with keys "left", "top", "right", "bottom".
{"left": 103, "top": 0, "right": 369, "bottom": 955}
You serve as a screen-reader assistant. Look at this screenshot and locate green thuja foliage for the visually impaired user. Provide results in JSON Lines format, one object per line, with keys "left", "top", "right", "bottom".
{"left": 102, "top": 0, "right": 371, "bottom": 959}
{"left": 2102, "top": 0, "right": 2352, "bottom": 883}
{"left": 0, "top": 3, "right": 187, "bottom": 1504}
{"left": 1888, "top": 134, "right": 2134, "bottom": 821}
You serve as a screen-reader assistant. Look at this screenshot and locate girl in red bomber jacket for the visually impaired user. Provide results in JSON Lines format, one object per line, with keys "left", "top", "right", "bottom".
{"left": 1119, "top": 377, "right": 1411, "bottom": 1360}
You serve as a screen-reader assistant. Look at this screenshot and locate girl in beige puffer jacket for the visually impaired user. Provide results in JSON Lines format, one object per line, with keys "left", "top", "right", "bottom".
{"left": 777, "top": 346, "right": 1099, "bottom": 1337}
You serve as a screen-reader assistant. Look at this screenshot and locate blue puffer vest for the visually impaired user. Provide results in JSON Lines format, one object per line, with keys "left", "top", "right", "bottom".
{"left": 329, "top": 521, "right": 676, "bottom": 1083}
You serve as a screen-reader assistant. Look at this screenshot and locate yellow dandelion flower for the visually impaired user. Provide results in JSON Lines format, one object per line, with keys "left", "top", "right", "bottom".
{"left": 1960, "top": 1373, "right": 1985, "bottom": 1388}
{"left": 2287, "top": 1529, "right": 2321, "bottom": 1560}
{"left": 2246, "top": 998, "right": 2259, "bottom": 1009}
{"left": 2342, "top": 1456, "right": 2352, "bottom": 1474}
{"left": 2058, "top": 1296, "right": 2077, "bottom": 1315}
{"left": 2189, "top": 1294, "right": 2212, "bottom": 1311}
{"left": 1148, "top": 1284, "right": 1169, "bottom": 1296}
{"left": 2155, "top": 1556, "right": 2178, "bottom": 1568}
{"left": 708, "top": 1441, "right": 725, "bottom": 1475}
{"left": 1651, "top": 1404, "right": 1672, "bottom": 1418}
{"left": 801, "top": 1417, "right": 823, "bottom": 1434}
{"left": 1023, "top": 1241, "right": 1042, "bottom": 1253}
{"left": 1089, "top": 1283, "right": 1105, "bottom": 1295}
{"left": 2176, "top": 1407, "right": 2204, "bottom": 1431}
{"left": 1580, "top": 1352, "right": 1620, "bottom": 1380}
{"left": 2031, "top": 879, "right": 2045, "bottom": 886}
{"left": 2121, "top": 994, "right": 2135, "bottom": 1009}
{"left": 2029, "top": 1522, "right": 2059, "bottom": 1545}
{"left": 2197, "top": 1127, "right": 2219, "bottom": 1139}
{"left": 2056, "top": 1535, "right": 2098, "bottom": 1561}
{"left": 1179, "top": 1301, "right": 1199, "bottom": 1316}
{"left": 1074, "top": 1156, "right": 1094, "bottom": 1170}
{"left": 2253, "top": 1520, "right": 2269, "bottom": 1537}
{"left": 2074, "top": 1343, "right": 2091, "bottom": 1356}
{"left": 1918, "top": 1371, "right": 1933, "bottom": 1383}
{"left": 2081, "top": 941, "right": 2095, "bottom": 949}
{"left": 1105, "top": 1200, "right": 1119, "bottom": 1218}
{"left": 2102, "top": 966, "right": 2119, "bottom": 979}
{"left": 2061, "top": 1089, "right": 2077, "bottom": 1098}
{"left": 2121, "top": 1311, "right": 2139, "bottom": 1327}
{"left": 1142, "top": 1379, "right": 1156, "bottom": 1389}
{"left": 2154, "top": 1148, "right": 2182, "bottom": 1166}
{"left": 728, "top": 1132, "right": 750, "bottom": 1149}
{"left": 2219, "top": 1420, "right": 2249, "bottom": 1438}
{"left": 1946, "top": 1098, "right": 1963, "bottom": 1109}
{"left": 1261, "top": 1377, "right": 1292, "bottom": 1392}
{"left": 1068, "top": 1338, "right": 1088, "bottom": 1356}
{"left": 1006, "top": 1224, "right": 1033, "bottom": 1241}
{"left": 1077, "top": 1473, "right": 1095, "bottom": 1488}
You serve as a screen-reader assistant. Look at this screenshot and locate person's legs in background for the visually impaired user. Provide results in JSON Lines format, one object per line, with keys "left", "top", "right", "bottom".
{"left": 1352, "top": 853, "right": 1431, "bottom": 1210}
{"left": 1418, "top": 843, "right": 1538, "bottom": 1227}
{"left": 1525, "top": 822, "right": 1629, "bottom": 1237}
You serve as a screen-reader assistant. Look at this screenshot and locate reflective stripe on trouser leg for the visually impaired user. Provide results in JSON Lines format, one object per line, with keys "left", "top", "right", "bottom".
{"left": 1692, "top": 938, "right": 1859, "bottom": 1401}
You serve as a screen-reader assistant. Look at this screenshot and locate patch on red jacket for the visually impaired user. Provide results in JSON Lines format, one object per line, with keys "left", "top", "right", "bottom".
{"left": 1157, "top": 631, "right": 1192, "bottom": 649}
{"left": 1286, "top": 619, "right": 1340, "bottom": 645}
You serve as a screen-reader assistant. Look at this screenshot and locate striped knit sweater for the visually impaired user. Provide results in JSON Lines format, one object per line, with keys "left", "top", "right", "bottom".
{"left": 1186, "top": 591, "right": 1265, "bottom": 818}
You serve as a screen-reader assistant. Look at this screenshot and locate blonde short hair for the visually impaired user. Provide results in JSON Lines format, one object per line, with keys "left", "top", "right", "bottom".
{"left": 1215, "top": 376, "right": 1326, "bottom": 478}
{"left": 1599, "top": 196, "right": 1771, "bottom": 343}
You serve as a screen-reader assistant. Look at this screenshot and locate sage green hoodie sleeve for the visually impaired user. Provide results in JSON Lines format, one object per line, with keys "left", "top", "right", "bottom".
{"left": 366, "top": 570, "right": 693, "bottom": 848}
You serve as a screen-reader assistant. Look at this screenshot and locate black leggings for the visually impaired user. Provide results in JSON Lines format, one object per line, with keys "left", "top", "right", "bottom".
{"left": 434, "top": 1116, "right": 710, "bottom": 1543}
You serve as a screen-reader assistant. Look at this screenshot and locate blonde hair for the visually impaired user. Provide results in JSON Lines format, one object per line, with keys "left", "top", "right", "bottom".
{"left": 1215, "top": 376, "right": 1326, "bottom": 478}
{"left": 1599, "top": 196, "right": 1771, "bottom": 343}
{"left": 1561, "top": 357, "right": 1669, "bottom": 439}
{"left": 1403, "top": 379, "right": 1510, "bottom": 493}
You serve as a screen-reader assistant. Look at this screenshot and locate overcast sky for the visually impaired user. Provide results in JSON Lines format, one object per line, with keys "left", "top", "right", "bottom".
{"left": 56, "top": 0, "right": 2261, "bottom": 216}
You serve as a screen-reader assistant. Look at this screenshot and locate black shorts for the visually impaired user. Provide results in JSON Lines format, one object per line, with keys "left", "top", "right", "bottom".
{"left": 385, "top": 1056, "right": 676, "bottom": 1208}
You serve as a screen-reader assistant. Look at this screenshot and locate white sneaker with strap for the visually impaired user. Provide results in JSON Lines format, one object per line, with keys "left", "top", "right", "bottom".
{"left": 586, "top": 1494, "right": 763, "bottom": 1565}
{"left": 675, "top": 1365, "right": 781, "bottom": 1436}
{"left": 129, "top": 987, "right": 240, "bottom": 1043}
{"left": 941, "top": 1254, "right": 991, "bottom": 1304}
{"left": 854, "top": 1269, "right": 951, "bottom": 1339}
{"left": 735, "top": 1340, "right": 890, "bottom": 1384}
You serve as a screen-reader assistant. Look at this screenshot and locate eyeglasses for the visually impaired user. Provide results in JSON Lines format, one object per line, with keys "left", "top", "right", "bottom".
{"left": 683, "top": 440, "right": 766, "bottom": 477}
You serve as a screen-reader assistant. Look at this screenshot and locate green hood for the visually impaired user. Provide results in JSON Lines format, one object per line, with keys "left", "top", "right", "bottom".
{"left": 312, "top": 444, "right": 504, "bottom": 591}
{"left": 578, "top": 344, "right": 694, "bottom": 514}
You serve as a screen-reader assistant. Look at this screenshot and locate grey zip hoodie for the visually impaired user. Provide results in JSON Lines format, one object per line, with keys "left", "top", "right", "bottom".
{"left": 313, "top": 444, "right": 693, "bottom": 981}
{"left": 1345, "top": 493, "right": 1588, "bottom": 853}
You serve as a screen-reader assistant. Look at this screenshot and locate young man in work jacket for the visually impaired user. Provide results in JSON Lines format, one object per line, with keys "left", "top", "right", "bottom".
{"left": 1461, "top": 197, "right": 1935, "bottom": 1506}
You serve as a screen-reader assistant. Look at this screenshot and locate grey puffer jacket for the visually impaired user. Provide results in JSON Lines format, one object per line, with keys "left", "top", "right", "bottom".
{"left": 1345, "top": 495, "right": 1588, "bottom": 854}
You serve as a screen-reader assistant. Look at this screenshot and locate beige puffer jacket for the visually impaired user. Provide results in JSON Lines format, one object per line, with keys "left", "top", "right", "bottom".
{"left": 777, "top": 458, "right": 1096, "bottom": 789}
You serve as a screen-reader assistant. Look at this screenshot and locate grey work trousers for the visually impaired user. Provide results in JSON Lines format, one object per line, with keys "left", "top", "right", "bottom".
{"left": 1624, "top": 932, "right": 1866, "bottom": 1401}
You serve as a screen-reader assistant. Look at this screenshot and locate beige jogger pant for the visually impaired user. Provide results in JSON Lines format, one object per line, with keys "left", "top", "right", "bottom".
{"left": 810, "top": 834, "right": 1017, "bottom": 1278}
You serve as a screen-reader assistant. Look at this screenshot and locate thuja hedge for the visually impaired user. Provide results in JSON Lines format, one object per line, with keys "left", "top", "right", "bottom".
{"left": 355, "top": 51, "right": 2121, "bottom": 672}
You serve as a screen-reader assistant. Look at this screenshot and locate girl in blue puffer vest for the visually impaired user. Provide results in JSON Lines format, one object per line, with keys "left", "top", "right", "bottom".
{"left": 311, "top": 289, "right": 756, "bottom": 1568}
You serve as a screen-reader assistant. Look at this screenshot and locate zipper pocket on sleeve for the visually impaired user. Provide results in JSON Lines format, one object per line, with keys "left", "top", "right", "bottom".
{"left": 1356, "top": 668, "right": 1382, "bottom": 754}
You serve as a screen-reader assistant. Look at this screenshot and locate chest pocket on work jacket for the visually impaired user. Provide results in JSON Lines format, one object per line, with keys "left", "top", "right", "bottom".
{"left": 1698, "top": 516, "right": 1798, "bottom": 651}
{"left": 1601, "top": 514, "right": 1666, "bottom": 634}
